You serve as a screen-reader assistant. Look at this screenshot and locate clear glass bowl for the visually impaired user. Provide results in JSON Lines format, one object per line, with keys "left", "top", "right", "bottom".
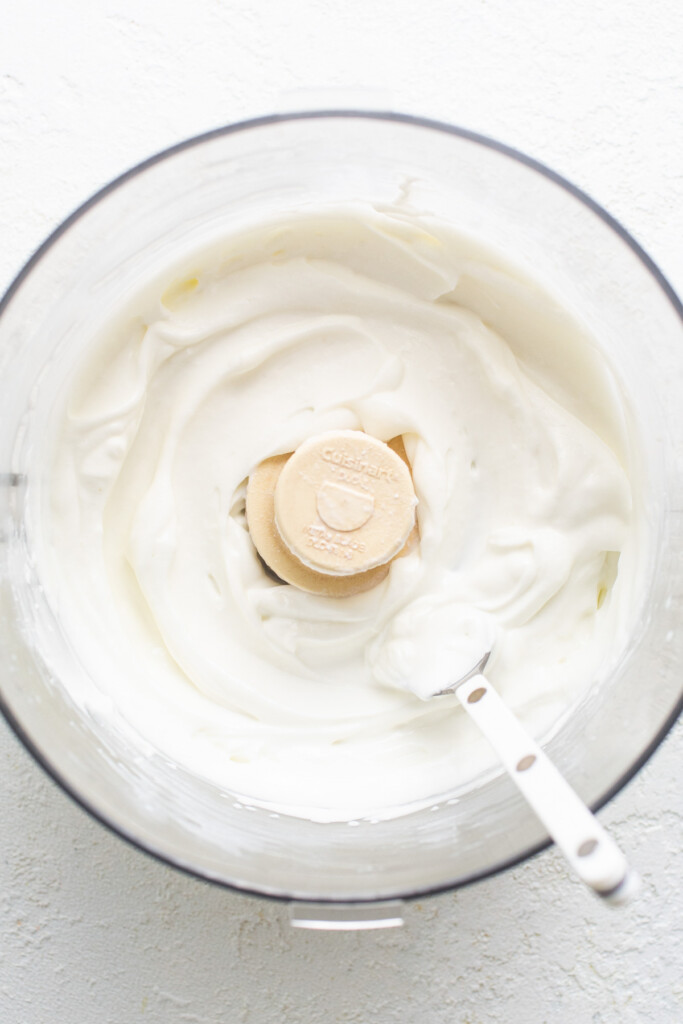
{"left": 0, "top": 112, "right": 681, "bottom": 908}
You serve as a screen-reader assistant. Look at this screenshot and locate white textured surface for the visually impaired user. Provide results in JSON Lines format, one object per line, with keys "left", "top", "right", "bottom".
{"left": 1, "top": 1, "right": 682, "bottom": 1021}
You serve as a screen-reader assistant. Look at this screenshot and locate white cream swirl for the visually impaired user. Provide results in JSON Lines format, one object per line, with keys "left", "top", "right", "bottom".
{"left": 39, "top": 208, "right": 639, "bottom": 821}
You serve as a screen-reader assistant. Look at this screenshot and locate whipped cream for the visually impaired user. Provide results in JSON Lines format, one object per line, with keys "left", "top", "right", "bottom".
{"left": 35, "top": 207, "right": 641, "bottom": 822}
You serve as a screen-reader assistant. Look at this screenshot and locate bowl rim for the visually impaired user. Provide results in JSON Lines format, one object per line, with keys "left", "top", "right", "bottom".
{"left": 1, "top": 108, "right": 682, "bottom": 906}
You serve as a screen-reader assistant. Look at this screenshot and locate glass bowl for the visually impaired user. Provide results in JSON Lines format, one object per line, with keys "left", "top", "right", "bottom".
{"left": 0, "top": 112, "right": 681, "bottom": 915}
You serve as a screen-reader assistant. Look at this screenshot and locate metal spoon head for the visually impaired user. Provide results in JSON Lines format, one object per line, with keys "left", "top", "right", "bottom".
{"left": 431, "top": 649, "right": 492, "bottom": 698}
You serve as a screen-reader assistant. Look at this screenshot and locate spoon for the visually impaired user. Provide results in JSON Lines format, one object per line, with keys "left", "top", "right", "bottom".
{"left": 434, "top": 651, "right": 640, "bottom": 904}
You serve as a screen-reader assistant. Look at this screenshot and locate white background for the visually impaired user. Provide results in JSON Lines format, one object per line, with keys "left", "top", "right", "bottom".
{"left": 1, "top": 2, "right": 682, "bottom": 1021}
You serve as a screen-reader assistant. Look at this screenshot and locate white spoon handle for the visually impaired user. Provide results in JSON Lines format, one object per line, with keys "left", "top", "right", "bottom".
{"left": 456, "top": 674, "right": 640, "bottom": 903}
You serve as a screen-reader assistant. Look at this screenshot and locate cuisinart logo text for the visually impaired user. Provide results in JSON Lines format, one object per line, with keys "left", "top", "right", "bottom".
{"left": 321, "top": 447, "right": 394, "bottom": 482}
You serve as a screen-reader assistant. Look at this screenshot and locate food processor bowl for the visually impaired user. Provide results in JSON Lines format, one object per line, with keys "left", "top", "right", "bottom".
{"left": 1, "top": 113, "right": 682, "bottom": 913}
